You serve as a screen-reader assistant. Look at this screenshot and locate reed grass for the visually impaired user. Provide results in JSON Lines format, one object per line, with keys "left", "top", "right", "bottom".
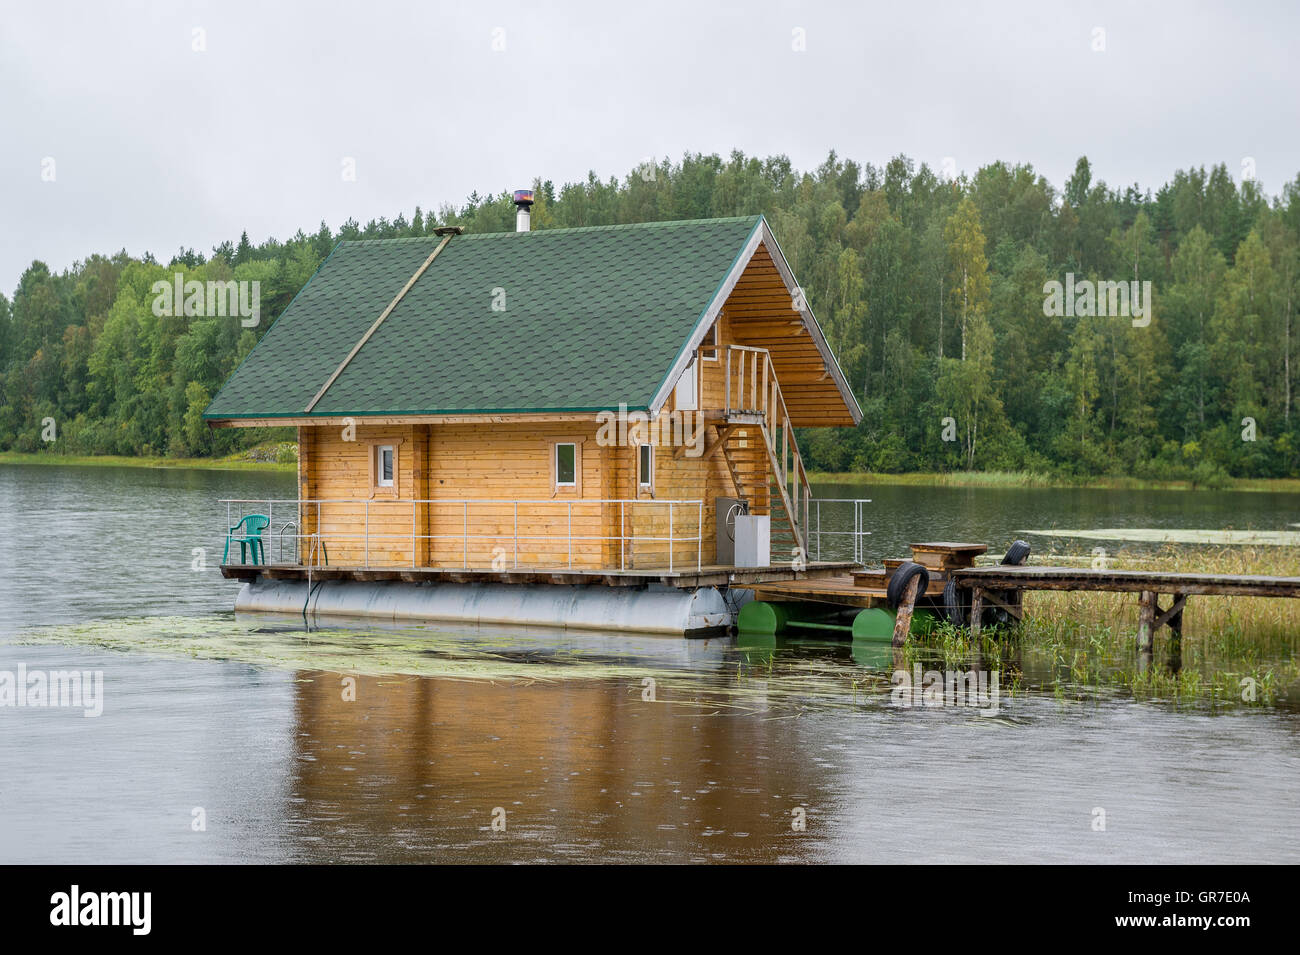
{"left": 903, "top": 545, "right": 1300, "bottom": 707}
{"left": 807, "top": 469, "right": 1300, "bottom": 493}
{"left": 0, "top": 444, "right": 296, "bottom": 473}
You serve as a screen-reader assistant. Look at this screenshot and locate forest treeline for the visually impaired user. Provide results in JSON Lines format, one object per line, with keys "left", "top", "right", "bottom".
{"left": 2, "top": 151, "right": 1299, "bottom": 483}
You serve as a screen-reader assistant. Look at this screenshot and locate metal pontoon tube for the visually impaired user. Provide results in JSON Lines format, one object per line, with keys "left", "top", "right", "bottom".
{"left": 235, "top": 578, "right": 736, "bottom": 636}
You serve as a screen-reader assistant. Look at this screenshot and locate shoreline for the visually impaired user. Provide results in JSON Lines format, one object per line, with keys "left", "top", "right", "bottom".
{"left": 807, "top": 469, "right": 1300, "bottom": 493}
{"left": 0, "top": 451, "right": 296, "bottom": 474}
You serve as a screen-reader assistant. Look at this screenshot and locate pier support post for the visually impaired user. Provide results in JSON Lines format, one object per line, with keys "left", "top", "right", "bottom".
{"left": 969, "top": 587, "right": 984, "bottom": 639}
{"left": 1166, "top": 634, "right": 1183, "bottom": 674}
{"left": 1166, "top": 593, "right": 1186, "bottom": 640}
{"left": 891, "top": 575, "right": 922, "bottom": 648}
{"left": 1160, "top": 593, "right": 1187, "bottom": 673}
{"left": 1137, "top": 590, "right": 1156, "bottom": 653}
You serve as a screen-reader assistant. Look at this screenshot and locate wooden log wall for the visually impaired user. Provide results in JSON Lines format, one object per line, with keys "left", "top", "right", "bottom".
{"left": 302, "top": 422, "right": 615, "bottom": 570}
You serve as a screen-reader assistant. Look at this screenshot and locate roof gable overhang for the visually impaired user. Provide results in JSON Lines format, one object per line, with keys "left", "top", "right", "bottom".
{"left": 647, "top": 217, "right": 863, "bottom": 426}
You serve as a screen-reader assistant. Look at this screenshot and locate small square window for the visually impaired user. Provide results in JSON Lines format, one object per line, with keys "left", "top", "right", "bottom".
{"left": 376, "top": 445, "right": 394, "bottom": 487}
{"left": 556, "top": 443, "right": 576, "bottom": 486}
{"left": 702, "top": 323, "right": 719, "bottom": 360}
{"left": 638, "top": 444, "right": 653, "bottom": 488}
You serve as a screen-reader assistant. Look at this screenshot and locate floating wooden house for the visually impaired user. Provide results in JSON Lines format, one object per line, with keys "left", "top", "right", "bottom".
{"left": 205, "top": 200, "right": 864, "bottom": 634}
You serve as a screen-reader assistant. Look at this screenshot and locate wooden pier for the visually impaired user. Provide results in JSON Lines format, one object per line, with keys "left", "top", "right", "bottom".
{"left": 952, "top": 565, "right": 1300, "bottom": 648}
{"left": 748, "top": 542, "right": 1300, "bottom": 648}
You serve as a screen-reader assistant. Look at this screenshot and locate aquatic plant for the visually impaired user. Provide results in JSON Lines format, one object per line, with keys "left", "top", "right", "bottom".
{"left": 13, "top": 539, "right": 1298, "bottom": 714}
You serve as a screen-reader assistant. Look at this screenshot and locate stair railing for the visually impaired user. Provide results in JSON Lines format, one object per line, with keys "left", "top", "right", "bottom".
{"left": 721, "top": 345, "right": 811, "bottom": 553}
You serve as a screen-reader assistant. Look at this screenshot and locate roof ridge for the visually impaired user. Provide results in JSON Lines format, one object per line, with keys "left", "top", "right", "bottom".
{"left": 304, "top": 231, "right": 458, "bottom": 412}
{"left": 336, "top": 214, "right": 763, "bottom": 245}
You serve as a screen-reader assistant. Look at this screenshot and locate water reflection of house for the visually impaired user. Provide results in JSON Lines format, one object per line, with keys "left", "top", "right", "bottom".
{"left": 286, "top": 666, "right": 829, "bottom": 862}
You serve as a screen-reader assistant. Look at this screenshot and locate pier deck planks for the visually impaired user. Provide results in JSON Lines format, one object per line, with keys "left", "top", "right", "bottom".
{"left": 952, "top": 565, "right": 1300, "bottom": 597}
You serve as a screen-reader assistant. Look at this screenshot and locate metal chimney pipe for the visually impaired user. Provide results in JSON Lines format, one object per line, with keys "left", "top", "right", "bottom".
{"left": 513, "top": 189, "right": 534, "bottom": 232}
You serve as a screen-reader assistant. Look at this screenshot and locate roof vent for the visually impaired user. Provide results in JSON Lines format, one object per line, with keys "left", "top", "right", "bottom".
{"left": 513, "top": 189, "right": 534, "bottom": 232}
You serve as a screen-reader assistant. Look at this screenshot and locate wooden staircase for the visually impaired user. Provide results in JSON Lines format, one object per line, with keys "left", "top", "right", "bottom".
{"left": 719, "top": 346, "right": 811, "bottom": 560}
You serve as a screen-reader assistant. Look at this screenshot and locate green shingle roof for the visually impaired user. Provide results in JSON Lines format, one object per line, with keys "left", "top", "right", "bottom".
{"left": 204, "top": 215, "right": 764, "bottom": 419}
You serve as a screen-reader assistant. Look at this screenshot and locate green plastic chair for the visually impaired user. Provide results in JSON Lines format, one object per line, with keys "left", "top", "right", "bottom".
{"left": 224, "top": 514, "right": 269, "bottom": 564}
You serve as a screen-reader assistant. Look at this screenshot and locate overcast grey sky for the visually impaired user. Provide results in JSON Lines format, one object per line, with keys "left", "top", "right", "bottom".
{"left": 2, "top": 0, "right": 1297, "bottom": 295}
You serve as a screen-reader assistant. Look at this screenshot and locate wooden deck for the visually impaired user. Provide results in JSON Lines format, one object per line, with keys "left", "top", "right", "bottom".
{"left": 220, "top": 560, "right": 859, "bottom": 590}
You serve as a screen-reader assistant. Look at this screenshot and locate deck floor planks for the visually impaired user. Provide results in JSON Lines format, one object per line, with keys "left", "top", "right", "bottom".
{"left": 221, "top": 560, "right": 859, "bottom": 590}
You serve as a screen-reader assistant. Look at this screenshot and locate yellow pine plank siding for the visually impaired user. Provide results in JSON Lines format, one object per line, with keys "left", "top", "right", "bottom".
{"left": 302, "top": 425, "right": 418, "bottom": 566}
{"left": 303, "top": 423, "right": 615, "bottom": 570}
{"left": 295, "top": 321, "right": 787, "bottom": 570}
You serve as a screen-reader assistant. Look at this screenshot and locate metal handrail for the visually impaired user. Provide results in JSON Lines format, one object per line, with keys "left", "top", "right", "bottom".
{"left": 276, "top": 520, "right": 298, "bottom": 562}
{"left": 219, "top": 496, "right": 871, "bottom": 570}
{"left": 809, "top": 498, "right": 873, "bottom": 564}
{"left": 720, "top": 344, "right": 813, "bottom": 551}
{"left": 219, "top": 497, "right": 705, "bottom": 572}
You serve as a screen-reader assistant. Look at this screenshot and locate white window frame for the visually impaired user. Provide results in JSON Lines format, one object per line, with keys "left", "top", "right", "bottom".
{"left": 375, "top": 444, "right": 395, "bottom": 488}
{"left": 555, "top": 442, "right": 577, "bottom": 488}
{"left": 637, "top": 443, "right": 654, "bottom": 490}
{"left": 702, "top": 322, "right": 719, "bottom": 360}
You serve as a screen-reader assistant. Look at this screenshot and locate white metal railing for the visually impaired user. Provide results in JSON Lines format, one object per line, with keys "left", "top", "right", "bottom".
{"left": 219, "top": 498, "right": 705, "bottom": 573}
{"left": 808, "top": 498, "right": 873, "bottom": 564}
{"left": 219, "top": 496, "right": 874, "bottom": 571}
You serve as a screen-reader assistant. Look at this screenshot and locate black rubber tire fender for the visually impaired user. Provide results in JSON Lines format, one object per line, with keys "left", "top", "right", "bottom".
{"left": 987, "top": 598, "right": 1012, "bottom": 627}
{"left": 942, "top": 576, "right": 967, "bottom": 627}
{"left": 887, "top": 561, "right": 930, "bottom": 609}
{"left": 1001, "top": 539, "right": 1031, "bottom": 566}
{"left": 993, "top": 539, "right": 1029, "bottom": 626}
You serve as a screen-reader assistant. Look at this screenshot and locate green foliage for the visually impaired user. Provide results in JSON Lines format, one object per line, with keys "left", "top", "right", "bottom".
{"left": 2, "top": 150, "right": 1300, "bottom": 474}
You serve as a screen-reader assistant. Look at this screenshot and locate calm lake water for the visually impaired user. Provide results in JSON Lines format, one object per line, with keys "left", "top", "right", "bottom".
{"left": 2, "top": 462, "right": 1298, "bottom": 863}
